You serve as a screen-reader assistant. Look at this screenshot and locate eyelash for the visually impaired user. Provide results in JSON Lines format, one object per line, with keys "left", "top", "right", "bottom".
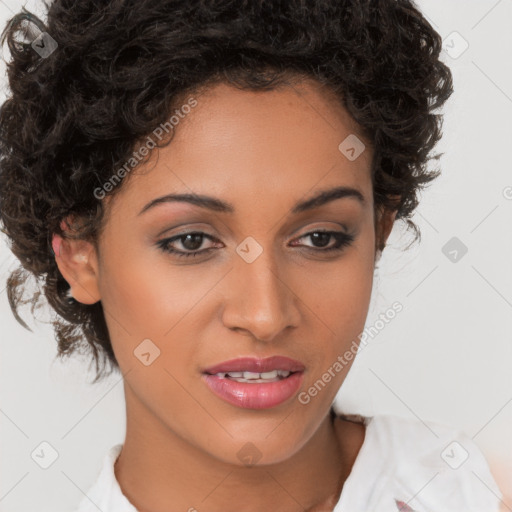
{"left": 156, "top": 230, "right": 356, "bottom": 259}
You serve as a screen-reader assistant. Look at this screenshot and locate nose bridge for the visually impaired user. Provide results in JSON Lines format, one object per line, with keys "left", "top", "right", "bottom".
{"left": 222, "top": 241, "right": 299, "bottom": 341}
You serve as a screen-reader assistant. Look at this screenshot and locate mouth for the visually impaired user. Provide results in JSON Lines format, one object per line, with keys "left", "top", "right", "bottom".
{"left": 206, "top": 369, "right": 298, "bottom": 383}
{"left": 202, "top": 356, "right": 305, "bottom": 410}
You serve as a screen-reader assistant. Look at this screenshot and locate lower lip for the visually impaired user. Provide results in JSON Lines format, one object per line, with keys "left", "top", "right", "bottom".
{"left": 202, "top": 372, "right": 304, "bottom": 409}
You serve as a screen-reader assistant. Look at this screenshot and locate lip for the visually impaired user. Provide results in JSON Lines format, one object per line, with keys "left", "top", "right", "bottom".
{"left": 202, "top": 356, "right": 305, "bottom": 410}
{"left": 203, "top": 356, "right": 305, "bottom": 374}
{"left": 202, "top": 372, "right": 305, "bottom": 409}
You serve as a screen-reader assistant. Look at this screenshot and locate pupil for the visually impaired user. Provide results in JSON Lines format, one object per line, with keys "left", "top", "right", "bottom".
{"left": 182, "top": 233, "right": 203, "bottom": 250}
{"left": 311, "top": 232, "right": 330, "bottom": 247}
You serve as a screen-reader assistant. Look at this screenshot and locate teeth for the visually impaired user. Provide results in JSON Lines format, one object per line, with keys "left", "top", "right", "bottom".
{"left": 214, "top": 369, "right": 292, "bottom": 381}
{"left": 243, "top": 371, "right": 261, "bottom": 379}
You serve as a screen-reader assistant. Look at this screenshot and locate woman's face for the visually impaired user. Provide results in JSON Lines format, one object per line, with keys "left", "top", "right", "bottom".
{"left": 59, "top": 79, "right": 395, "bottom": 465}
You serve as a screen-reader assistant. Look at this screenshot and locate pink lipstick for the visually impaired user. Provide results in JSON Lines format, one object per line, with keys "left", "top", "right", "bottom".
{"left": 202, "top": 356, "right": 305, "bottom": 409}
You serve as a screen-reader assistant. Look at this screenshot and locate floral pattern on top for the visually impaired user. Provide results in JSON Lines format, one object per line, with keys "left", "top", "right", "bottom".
{"left": 395, "top": 499, "right": 419, "bottom": 511}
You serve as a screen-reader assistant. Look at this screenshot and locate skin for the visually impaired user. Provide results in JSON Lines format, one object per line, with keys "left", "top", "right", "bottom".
{"left": 54, "top": 79, "right": 397, "bottom": 512}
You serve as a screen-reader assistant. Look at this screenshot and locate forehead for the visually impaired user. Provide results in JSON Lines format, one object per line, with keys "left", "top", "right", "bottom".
{"left": 107, "top": 80, "right": 373, "bottom": 219}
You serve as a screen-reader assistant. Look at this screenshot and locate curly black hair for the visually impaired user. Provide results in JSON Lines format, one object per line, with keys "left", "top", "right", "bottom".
{"left": 0, "top": 0, "right": 453, "bottom": 383}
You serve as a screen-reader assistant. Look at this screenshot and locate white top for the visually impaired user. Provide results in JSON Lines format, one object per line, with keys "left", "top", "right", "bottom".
{"left": 74, "top": 413, "right": 502, "bottom": 512}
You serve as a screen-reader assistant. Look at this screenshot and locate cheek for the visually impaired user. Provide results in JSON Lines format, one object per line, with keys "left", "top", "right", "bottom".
{"left": 94, "top": 246, "right": 175, "bottom": 358}
{"left": 301, "top": 247, "right": 374, "bottom": 330}
{"left": 96, "top": 244, "right": 219, "bottom": 375}
{"left": 295, "top": 241, "right": 375, "bottom": 380}
{"left": 97, "top": 233, "right": 188, "bottom": 327}
{"left": 295, "top": 253, "right": 374, "bottom": 400}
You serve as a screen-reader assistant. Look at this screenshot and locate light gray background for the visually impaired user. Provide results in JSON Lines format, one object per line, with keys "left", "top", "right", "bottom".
{"left": 0, "top": 0, "right": 511, "bottom": 510}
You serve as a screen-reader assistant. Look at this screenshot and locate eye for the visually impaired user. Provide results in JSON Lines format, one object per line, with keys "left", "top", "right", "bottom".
{"left": 156, "top": 229, "right": 355, "bottom": 259}
{"left": 291, "top": 230, "right": 355, "bottom": 253}
{"left": 156, "top": 232, "right": 220, "bottom": 258}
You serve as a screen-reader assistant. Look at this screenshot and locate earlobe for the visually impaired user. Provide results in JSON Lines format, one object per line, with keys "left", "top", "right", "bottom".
{"left": 376, "top": 206, "right": 398, "bottom": 253}
{"left": 51, "top": 231, "right": 101, "bottom": 305}
{"left": 51, "top": 232, "right": 62, "bottom": 258}
{"left": 383, "top": 209, "right": 398, "bottom": 243}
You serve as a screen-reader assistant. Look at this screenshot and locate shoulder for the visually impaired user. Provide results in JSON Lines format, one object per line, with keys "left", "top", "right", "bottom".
{"left": 366, "top": 413, "right": 494, "bottom": 470}
{"left": 336, "top": 412, "right": 503, "bottom": 511}
{"left": 73, "top": 444, "right": 136, "bottom": 512}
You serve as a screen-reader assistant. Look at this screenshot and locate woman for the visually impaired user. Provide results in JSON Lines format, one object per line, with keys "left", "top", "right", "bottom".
{"left": 0, "top": 0, "right": 503, "bottom": 510}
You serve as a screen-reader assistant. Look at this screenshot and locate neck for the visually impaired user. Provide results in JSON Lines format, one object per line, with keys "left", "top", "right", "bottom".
{"left": 114, "top": 389, "right": 350, "bottom": 512}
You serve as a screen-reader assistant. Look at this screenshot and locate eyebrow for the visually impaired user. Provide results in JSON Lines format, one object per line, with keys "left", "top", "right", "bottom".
{"left": 138, "top": 185, "right": 365, "bottom": 216}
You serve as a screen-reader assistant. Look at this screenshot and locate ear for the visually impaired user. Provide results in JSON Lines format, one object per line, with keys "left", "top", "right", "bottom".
{"left": 375, "top": 199, "right": 399, "bottom": 254}
{"left": 51, "top": 217, "right": 101, "bottom": 305}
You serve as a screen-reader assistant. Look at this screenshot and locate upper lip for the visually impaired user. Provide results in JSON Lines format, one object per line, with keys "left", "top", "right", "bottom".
{"left": 203, "top": 356, "right": 305, "bottom": 374}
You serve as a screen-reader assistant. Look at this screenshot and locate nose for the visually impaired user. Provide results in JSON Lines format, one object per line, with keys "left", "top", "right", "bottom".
{"left": 220, "top": 247, "right": 300, "bottom": 342}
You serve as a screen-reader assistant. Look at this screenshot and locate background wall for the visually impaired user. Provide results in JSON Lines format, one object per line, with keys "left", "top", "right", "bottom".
{"left": 0, "top": 0, "right": 511, "bottom": 510}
